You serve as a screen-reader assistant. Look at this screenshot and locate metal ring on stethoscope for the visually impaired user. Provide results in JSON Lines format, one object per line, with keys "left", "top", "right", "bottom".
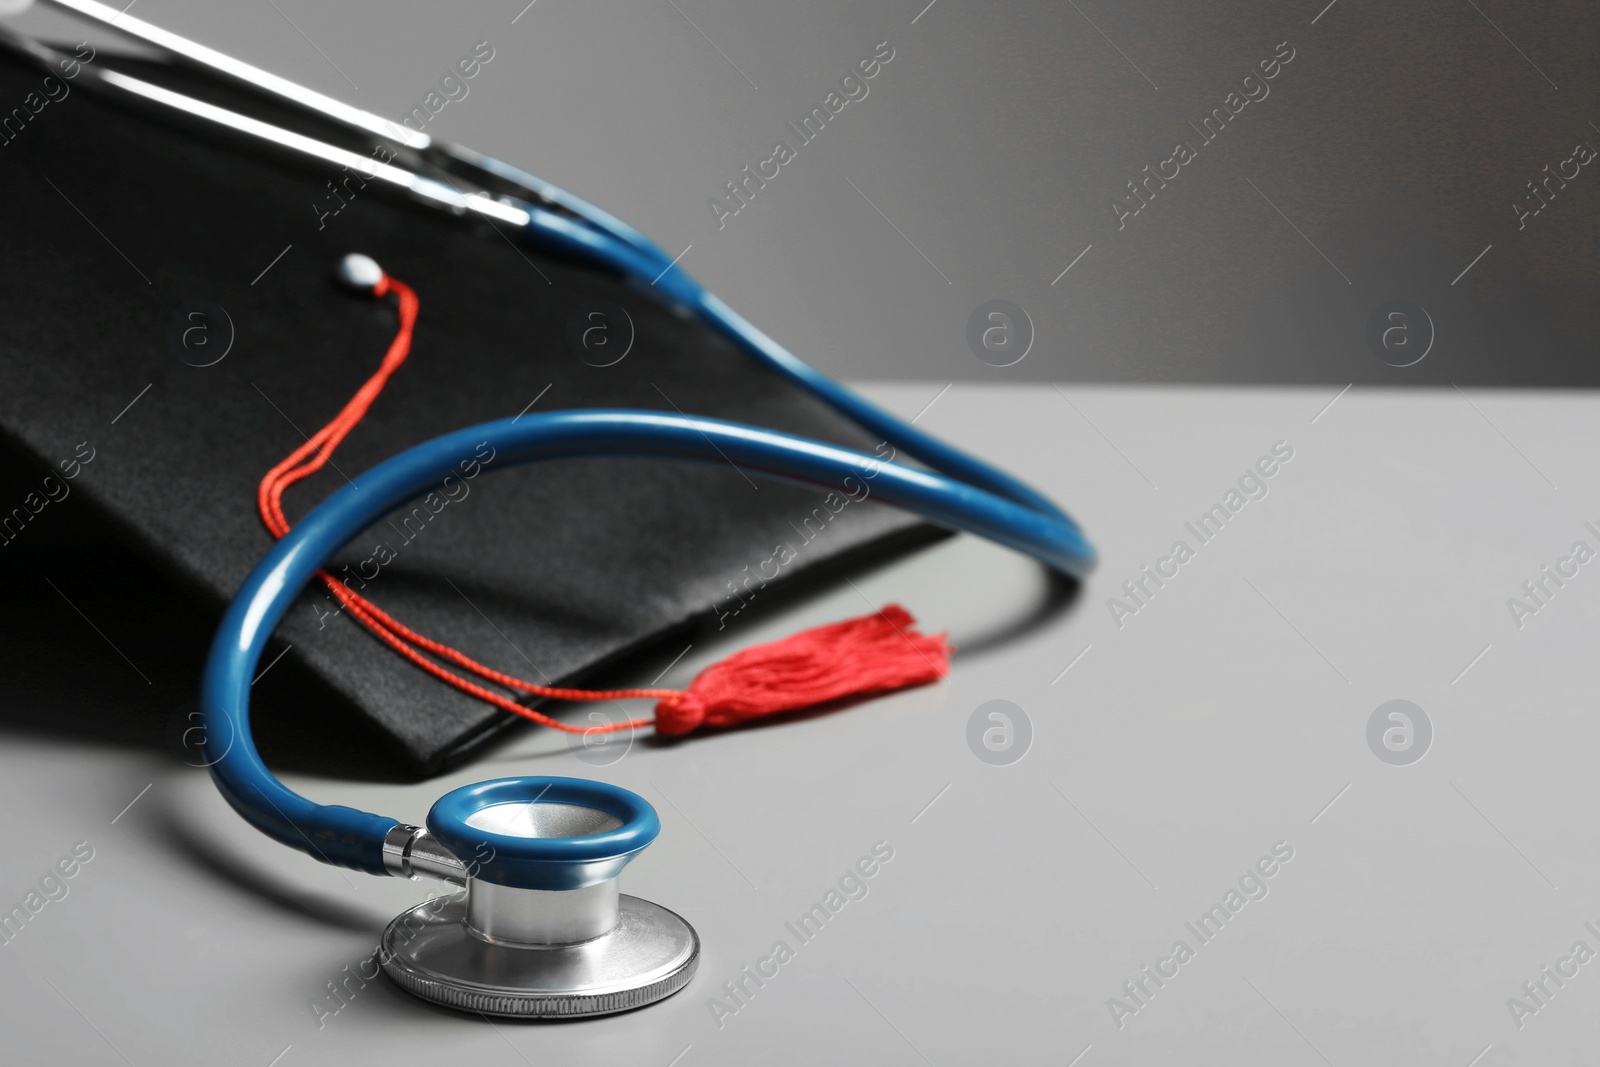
{"left": 428, "top": 777, "right": 659, "bottom": 890}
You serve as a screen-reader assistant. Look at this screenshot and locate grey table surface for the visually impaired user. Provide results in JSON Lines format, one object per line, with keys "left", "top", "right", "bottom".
{"left": 4, "top": 380, "right": 1598, "bottom": 1066}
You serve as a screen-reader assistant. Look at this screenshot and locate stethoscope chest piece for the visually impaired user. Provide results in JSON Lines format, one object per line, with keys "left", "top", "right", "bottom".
{"left": 378, "top": 777, "right": 698, "bottom": 1018}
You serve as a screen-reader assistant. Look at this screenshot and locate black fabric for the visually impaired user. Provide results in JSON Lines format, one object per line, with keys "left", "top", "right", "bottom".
{"left": 0, "top": 50, "right": 940, "bottom": 777}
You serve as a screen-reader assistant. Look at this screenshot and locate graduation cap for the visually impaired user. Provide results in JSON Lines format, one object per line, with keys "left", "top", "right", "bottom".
{"left": 0, "top": 9, "right": 963, "bottom": 776}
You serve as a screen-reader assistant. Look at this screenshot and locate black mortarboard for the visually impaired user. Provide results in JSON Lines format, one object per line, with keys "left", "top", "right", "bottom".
{"left": 0, "top": 47, "right": 940, "bottom": 777}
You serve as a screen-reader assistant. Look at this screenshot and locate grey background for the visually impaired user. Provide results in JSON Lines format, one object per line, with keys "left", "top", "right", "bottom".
{"left": 13, "top": 0, "right": 1598, "bottom": 384}
{"left": 3, "top": 0, "right": 1600, "bottom": 1064}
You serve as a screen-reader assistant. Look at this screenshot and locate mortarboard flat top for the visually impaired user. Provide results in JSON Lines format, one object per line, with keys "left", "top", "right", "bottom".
{"left": 0, "top": 48, "right": 943, "bottom": 776}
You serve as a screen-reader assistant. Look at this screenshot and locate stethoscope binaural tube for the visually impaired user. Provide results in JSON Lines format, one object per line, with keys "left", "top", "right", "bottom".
{"left": 200, "top": 409, "right": 1095, "bottom": 875}
{"left": 515, "top": 198, "right": 1075, "bottom": 526}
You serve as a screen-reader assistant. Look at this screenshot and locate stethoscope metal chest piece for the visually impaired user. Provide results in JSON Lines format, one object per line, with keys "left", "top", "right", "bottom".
{"left": 379, "top": 778, "right": 698, "bottom": 1017}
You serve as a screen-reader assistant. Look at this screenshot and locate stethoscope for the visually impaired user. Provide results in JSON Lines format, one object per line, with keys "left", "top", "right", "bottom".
{"left": 6, "top": 0, "right": 1097, "bottom": 1018}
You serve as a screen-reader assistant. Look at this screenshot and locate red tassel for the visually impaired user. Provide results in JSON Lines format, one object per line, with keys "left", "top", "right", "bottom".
{"left": 653, "top": 604, "right": 952, "bottom": 737}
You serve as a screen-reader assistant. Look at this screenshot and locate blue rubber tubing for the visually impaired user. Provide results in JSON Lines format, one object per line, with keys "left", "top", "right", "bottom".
{"left": 518, "top": 203, "right": 1072, "bottom": 523}
{"left": 200, "top": 411, "right": 1096, "bottom": 874}
{"left": 477, "top": 156, "right": 1069, "bottom": 524}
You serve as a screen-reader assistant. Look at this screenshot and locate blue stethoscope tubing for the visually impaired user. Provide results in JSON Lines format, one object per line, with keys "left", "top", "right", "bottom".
{"left": 200, "top": 164, "right": 1097, "bottom": 879}
{"left": 495, "top": 157, "right": 1071, "bottom": 524}
{"left": 202, "top": 414, "right": 1095, "bottom": 875}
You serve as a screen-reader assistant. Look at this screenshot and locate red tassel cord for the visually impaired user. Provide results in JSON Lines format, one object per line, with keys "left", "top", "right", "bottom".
{"left": 258, "top": 268, "right": 952, "bottom": 736}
